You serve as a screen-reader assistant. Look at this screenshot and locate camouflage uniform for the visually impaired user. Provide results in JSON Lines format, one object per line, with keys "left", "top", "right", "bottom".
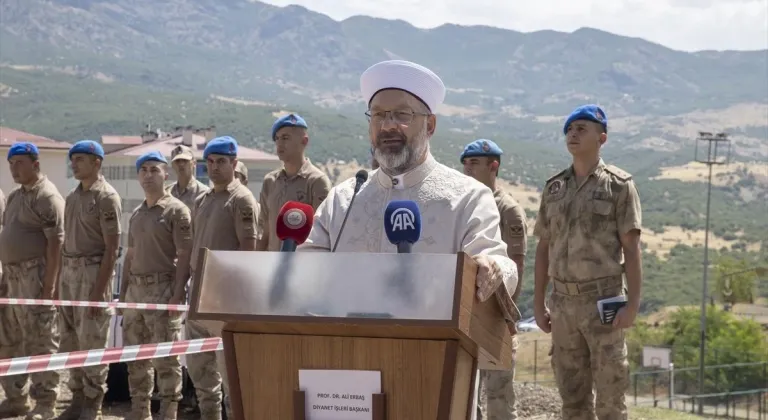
{"left": 188, "top": 178, "right": 259, "bottom": 420}
{"left": 123, "top": 194, "right": 192, "bottom": 420}
{"left": 0, "top": 177, "right": 64, "bottom": 419}
{"left": 478, "top": 188, "right": 528, "bottom": 420}
{"left": 58, "top": 175, "right": 122, "bottom": 419}
{"left": 533, "top": 160, "right": 642, "bottom": 420}
{"left": 256, "top": 158, "right": 330, "bottom": 251}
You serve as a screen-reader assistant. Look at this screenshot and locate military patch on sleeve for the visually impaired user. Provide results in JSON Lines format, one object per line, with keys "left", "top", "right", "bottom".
{"left": 179, "top": 219, "right": 191, "bottom": 233}
{"left": 509, "top": 225, "right": 525, "bottom": 237}
{"left": 240, "top": 209, "right": 254, "bottom": 223}
{"left": 102, "top": 210, "right": 117, "bottom": 222}
{"left": 547, "top": 179, "right": 564, "bottom": 195}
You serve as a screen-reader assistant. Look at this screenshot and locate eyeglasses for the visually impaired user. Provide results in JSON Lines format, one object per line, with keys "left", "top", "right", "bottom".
{"left": 365, "top": 110, "right": 430, "bottom": 125}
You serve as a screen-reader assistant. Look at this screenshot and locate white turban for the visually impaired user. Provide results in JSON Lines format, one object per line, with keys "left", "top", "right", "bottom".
{"left": 360, "top": 60, "right": 446, "bottom": 112}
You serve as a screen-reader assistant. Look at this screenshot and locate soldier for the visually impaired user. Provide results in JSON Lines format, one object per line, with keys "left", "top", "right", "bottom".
{"left": 256, "top": 114, "right": 331, "bottom": 251}
{"left": 57, "top": 140, "right": 122, "bottom": 420}
{"left": 461, "top": 139, "right": 527, "bottom": 420}
{"left": 119, "top": 151, "right": 191, "bottom": 420}
{"left": 0, "top": 143, "right": 64, "bottom": 420}
{"left": 167, "top": 145, "right": 209, "bottom": 209}
{"left": 234, "top": 161, "right": 248, "bottom": 186}
{"left": 180, "top": 136, "right": 259, "bottom": 420}
{"left": 165, "top": 145, "right": 208, "bottom": 415}
{"left": 533, "top": 105, "right": 642, "bottom": 420}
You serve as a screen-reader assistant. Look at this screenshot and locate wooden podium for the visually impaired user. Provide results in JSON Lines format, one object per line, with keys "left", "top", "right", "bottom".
{"left": 188, "top": 250, "right": 514, "bottom": 420}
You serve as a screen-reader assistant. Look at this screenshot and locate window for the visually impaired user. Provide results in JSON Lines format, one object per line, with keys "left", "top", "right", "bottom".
{"left": 195, "top": 160, "right": 209, "bottom": 185}
{"left": 103, "top": 165, "right": 137, "bottom": 181}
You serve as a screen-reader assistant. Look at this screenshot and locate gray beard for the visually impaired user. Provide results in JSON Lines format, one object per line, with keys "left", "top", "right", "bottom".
{"left": 374, "top": 134, "right": 429, "bottom": 176}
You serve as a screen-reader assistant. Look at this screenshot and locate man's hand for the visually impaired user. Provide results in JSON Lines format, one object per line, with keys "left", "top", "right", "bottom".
{"left": 41, "top": 284, "right": 55, "bottom": 301}
{"left": 612, "top": 304, "right": 638, "bottom": 329}
{"left": 88, "top": 288, "right": 105, "bottom": 318}
{"left": 168, "top": 291, "right": 186, "bottom": 317}
{"left": 534, "top": 304, "right": 552, "bottom": 334}
{"left": 474, "top": 255, "right": 502, "bottom": 302}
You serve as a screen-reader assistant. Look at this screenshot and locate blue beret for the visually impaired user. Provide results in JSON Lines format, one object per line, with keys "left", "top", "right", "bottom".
{"left": 203, "top": 136, "right": 238, "bottom": 159}
{"left": 69, "top": 140, "right": 105, "bottom": 160}
{"left": 7, "top": 142, "right": 39, "bottom": 160}
{"left": 135, "top": 150, "right": 168, "bottom": 172}
{"left": 563, "top": 104, "right": 607, "bottom": 135}
{"left": 271, "top": 113, "right": 308, "bottom": 141}
{"left": 459, "top": 139, "right": 503, "bottom": 162}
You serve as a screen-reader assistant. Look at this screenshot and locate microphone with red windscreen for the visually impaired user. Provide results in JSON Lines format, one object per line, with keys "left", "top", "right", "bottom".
{"left": 275, "top": 201, "right": 314, "bottom": 252}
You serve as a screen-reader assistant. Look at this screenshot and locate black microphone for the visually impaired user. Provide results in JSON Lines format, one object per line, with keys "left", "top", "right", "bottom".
{"left": 331, "top": 169, "right": 368, "bottom": 252}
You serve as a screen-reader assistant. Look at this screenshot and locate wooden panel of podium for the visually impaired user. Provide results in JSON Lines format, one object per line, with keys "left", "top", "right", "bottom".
{"left": 188, "top": 250, "right": 514, "bottom": 420}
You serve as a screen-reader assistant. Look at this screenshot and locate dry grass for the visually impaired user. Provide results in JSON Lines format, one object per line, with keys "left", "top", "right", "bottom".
{"left": 651, "top": 161, "right": 768, "bottom": 187}
{"left": 211, "top": 95, "right": 272, "bottom": 107}
{"left": 643, "top": 226, "right": 762, "bottom": 259}
{"left": 629, "top": 407, "right": 709, "bottom": 419}
{"left": 515, "top": 331, "right": 555, "bottom": 383}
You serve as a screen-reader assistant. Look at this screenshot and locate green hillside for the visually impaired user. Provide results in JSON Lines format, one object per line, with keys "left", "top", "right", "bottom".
{"left": 1, "top": 67, "right": 765, "bottom": 316}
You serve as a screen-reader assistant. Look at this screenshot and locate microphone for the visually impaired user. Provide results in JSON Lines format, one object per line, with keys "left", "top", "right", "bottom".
{"left": 383, "top": 200, "right": 422, "bottom": 253}
{"left": 331, "top": 169, "right": 368, "bottom": 252}
{"left": 275, "top": 201, "right": 314, "bottom": 252}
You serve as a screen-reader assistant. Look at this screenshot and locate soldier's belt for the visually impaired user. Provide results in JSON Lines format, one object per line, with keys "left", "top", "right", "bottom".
{"left": 129, "top": 272, "right": 174, "bottom": 285}
{"left": 552, "top": 276, "right": 623, "bottom": 296}
{"left": 3, "top": 257, "right": 44, "bottom": 271}
{"left": 62, "top": 255, "right": 103, "bottom": 267}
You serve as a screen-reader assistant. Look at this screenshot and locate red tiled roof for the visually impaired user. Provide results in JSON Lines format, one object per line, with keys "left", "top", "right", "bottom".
{"left": 0, "top": 126, "right": 71, "bottom": 150}
{"left": 102, "top": 135, "right": 142, "bottom": 145}
{"left": 109, "top": 135, "right": 279, "bottom": 162}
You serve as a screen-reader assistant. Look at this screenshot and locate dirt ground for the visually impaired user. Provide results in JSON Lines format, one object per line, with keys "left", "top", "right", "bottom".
{"left": 0, "top": 370, "right": 200, "bottom": 420}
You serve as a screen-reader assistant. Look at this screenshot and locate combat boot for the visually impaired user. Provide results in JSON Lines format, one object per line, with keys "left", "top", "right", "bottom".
{"left": 156, "top": 401, "right": 178, "bottom": 420}
{"left": 54, "top": 391, "right": 83, "bottom": 420}
{"left": 26, "top": 399, "right": 58, "bottom": 420}
{"left": 199, "top": 408, "right": 222, "bottom": 420}
{"left": 125, "top": 399, "right": 151, "bottom": 420}
{"left": 0, "top": 396, "right": 30, "bottom": 418}
{"left": 76, "top": 394, "right": 103, "bottom": 420}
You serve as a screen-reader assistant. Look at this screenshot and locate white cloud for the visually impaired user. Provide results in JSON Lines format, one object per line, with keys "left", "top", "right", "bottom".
{"left": 260, "top": 0, "right": 768, "bottom": 52}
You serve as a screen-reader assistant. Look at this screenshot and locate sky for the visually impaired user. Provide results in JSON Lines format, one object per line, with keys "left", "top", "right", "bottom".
{"left": 260, "top": 0, "right": 768, "bottom": 52}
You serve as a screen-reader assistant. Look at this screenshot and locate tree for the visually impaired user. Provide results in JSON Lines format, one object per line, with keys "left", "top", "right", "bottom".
{"left": 713, "top": 256, "right": 757, "bottom": 306}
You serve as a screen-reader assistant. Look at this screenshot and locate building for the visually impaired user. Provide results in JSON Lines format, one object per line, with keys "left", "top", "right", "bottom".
{"left": 0, "top": 126, "right": 74, "bottom": 195}
{"left": 100, "top": 125, "right": 281, "bottom": 249}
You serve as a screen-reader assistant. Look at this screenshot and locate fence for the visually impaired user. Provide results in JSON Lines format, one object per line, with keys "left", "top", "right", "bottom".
{"left": 632, "top": 389, "right": 768, "bottom": 420}
{"left": 515, "top": 334, "right": 768, "bottom": 418}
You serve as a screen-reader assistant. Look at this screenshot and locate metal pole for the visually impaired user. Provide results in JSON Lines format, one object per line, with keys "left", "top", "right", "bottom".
{"left": 698, "top": 143, "right": 714, "bottom": 414}
{"left": 693, "top": 132, "right": 730, "bottom": 415}
{"left": 670, "top": 363, "right": 675, "bottom": 410}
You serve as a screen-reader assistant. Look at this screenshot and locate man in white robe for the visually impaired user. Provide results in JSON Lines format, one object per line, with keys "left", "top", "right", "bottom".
{"left": 298, "top": 59, "right": 520, "bottom": 330}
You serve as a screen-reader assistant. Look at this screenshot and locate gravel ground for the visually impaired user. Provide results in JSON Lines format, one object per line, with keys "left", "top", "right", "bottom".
{"left": 1, "top": 371, "right": 695, "bottom": 420}
{"left": 0, "top": 370, "right": 199, "bottom": 420}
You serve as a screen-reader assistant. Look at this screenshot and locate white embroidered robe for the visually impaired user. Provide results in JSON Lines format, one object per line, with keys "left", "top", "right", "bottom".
{"left": 298, "top": 153, "right": 519, "bottom": 315}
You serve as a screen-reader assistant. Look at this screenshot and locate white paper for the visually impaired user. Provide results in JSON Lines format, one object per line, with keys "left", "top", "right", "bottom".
{"left": 299, "top": 369, "right": 382, "bottom": 420}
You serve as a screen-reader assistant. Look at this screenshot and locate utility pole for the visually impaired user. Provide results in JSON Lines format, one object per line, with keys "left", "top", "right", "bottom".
{"left": 694, "top": 131, "right": 731, "bottom": 414}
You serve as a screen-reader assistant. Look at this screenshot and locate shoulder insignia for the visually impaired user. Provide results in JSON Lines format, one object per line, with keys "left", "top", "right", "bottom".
{"left": 545, "top": 168, "right": 568, "bottom": 184}
{"left": 604, "top": 165, "right": 632, "bottom": 181}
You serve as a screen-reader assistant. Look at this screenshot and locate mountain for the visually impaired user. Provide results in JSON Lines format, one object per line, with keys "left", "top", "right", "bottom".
{"left": 2, "top": 0, "right": 767, "bottom": 118}
{"left": 0, "top": 0, "right": 766, "bottom": 315}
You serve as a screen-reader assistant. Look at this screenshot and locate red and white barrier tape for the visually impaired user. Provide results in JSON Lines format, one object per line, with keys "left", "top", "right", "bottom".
{"left": 0, "top": 297, "right": 188, "bottom": 312}
{"left": 0, "top": 337, "right": 222, "bottom": 376}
